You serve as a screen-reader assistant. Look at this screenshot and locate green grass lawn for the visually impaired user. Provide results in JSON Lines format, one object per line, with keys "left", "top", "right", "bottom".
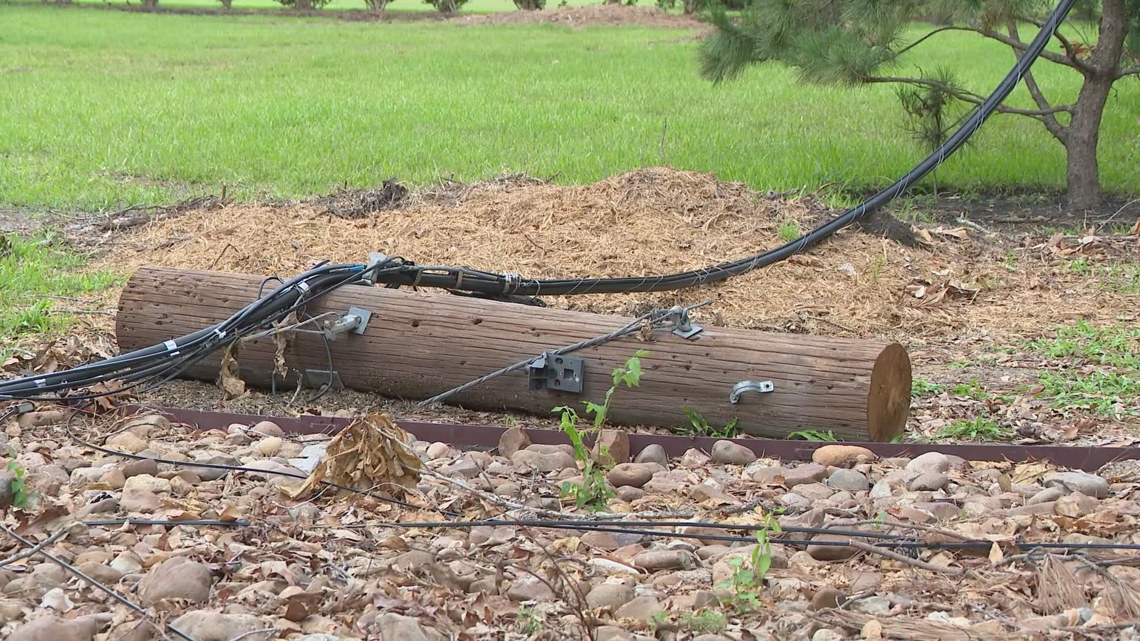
{"left": 45, "top": 0, "right": 632, "bottom": 13}
{"left": 0, "top": 6, "right": 1137, "bottom": 212}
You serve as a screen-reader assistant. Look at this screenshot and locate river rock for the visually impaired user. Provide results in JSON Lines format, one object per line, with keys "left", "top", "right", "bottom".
{"left": 607, "top": 463, "right": 658, "bottom": 488}
{"left": 827, "top": 469, "right": 869, "bottom": 491}
{"left": 138, "top": 557, "right": 212, "bottom": 606}
{"left": 1044, "top": 471, "right": 1109, "bottom": 499}
{"left": 812, "top": 445, "right": 876, "bottom": 468}
{"left": 905, "top": 452, "right": 951, "bottom": 475}
{"left": 710, "top": 441, "right": 756, "bottom": 466}
{"left": 169, "top": 611, "right": 267, "bottom": 641}
{"left": 586, "top": 582, "right": 635, "bottom": 610}
{"left": 634, "top": 444, "right": 668, "bottom": 466}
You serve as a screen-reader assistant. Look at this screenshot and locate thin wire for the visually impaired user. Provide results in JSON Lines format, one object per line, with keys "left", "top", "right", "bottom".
{"left": 0, "top": 523, "right": 193, "bottom": 641}
{"left": 418, "top": 302, "right": 710, "bottom": 407}
{"left": 63, "top": 408, "right": 459, "bottom": 517}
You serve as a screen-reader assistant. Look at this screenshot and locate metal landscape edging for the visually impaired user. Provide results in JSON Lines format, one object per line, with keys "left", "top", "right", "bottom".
{"left": 129, "top": 405, "right": 1140, "bottom": 472}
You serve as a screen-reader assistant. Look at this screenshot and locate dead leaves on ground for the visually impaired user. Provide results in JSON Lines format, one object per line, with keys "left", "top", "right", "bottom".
{"left": 286, "top": 413, "right": 421, "bottom": 501}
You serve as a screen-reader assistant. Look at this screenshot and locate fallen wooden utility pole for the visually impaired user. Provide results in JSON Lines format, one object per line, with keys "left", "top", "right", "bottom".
{"left": 116, "top": 266, "right": 912, "bottom": 441}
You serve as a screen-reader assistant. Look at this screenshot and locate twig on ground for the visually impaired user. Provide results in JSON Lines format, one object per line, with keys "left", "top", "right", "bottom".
{"left": 0, "top": 523, "right": 189, "bottom": 641}
{"left": 848, "top": 518, "right": 976, "bottom": 541}
{"left": 419, "top": 467, "right": 693, "bottom": 521}
{"left": 0, "top": 529, "right": 68, "bottom": 567}
{"left": 847, "top": 539, "right": 967, "bottom": 576}
{"left": 227, "top": 627, "right": 278, "bottom": 641}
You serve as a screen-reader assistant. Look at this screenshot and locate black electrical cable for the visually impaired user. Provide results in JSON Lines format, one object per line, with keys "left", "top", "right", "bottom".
{"left": 382, "top": 518, "right": 1140, "bottom": 553}
{"left": 0, "top": 0, "right": 1075, "bottom": 398}
{"left": 332, "top": 0, "right": 1077, "bottom": 299}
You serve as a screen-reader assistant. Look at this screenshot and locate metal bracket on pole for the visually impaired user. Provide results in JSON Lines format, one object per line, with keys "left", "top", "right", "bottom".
{"left": 360, "top": 252, "right": 389, "bottom": 286}
{"left": 729, "top": 380, "right": 775, "bottom": 404}
{"left": 528, "top": 353, "right": 584, "bottom": 393}
{"left": 303, "top": 369, "right": 344, "bottom": 392}
{"left": 321, "top": 307, "right": 371, "bottom": 342}
{"left": 666, "top": 305, "right": 703, "bottom": 339}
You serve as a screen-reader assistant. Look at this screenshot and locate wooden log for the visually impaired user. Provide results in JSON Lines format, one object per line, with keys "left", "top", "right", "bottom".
{"left": 116, "top": 266, "right": 912, "bottom": 441}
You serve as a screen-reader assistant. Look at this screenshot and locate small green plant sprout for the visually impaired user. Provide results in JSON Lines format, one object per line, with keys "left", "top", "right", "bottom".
{"left": 4, "top": 450, "right": 29, "bottom": 510}
{"left": 717, "top": 514, "right": 781, "bottom": 612}
{"left": 553, "top": 350, "right": 650, "bottom": 512}
{"left": 679, "top": 407, "right": 740, "bottom": 438}
{"left": 778, "top": 219, "right": 801, "bottom": 243}
{"left": 950, "top": 378, "right": 989, "bottom": 400}
{"left": 911, "top": 379, "right": 945, "bottom": 397}
{"left": 517, "top": 605, "right": 542, "bottom": 635}
{"left": 787, "top": 429, "right": 839, "bottom": 442}
{"left": 937, "top": 416, "right": 1010, "bottom": 441}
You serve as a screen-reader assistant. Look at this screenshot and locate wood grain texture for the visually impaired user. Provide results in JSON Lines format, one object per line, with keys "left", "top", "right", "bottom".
{"left": 116, "top": 266, "right": 912, "bottom": 441}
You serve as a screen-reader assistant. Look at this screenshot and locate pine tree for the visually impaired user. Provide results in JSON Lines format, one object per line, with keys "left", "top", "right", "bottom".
{"left": 699, "top": 0, "right": 1140, "bottom": 210}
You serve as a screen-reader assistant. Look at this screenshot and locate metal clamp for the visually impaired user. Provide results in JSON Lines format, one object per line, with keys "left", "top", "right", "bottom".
{"left": 528, "top": 353, "right": 584, "bottom": 393}
{"left": 729, "top": 380, "right": 774, "bottom": 404}
{"left": 321, "top": 306, "right": 371, "bottom": 341}
{"left": 666, "top": 305, "right": 703, "bottom": 339}
{"left": 360, "top": 252, "right": 389, "bottom": 286}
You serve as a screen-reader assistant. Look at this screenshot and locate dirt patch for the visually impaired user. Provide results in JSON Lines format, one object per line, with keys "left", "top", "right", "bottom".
{"left": 96, "top": 167, "right": 1138, "bottom": 347}
{"left": 459, "top": 4, "right": 704, "bottom": 28}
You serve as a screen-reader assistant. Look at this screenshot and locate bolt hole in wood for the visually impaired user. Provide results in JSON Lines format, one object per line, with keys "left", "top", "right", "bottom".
{"left": 472, "top": 318, "right": 483, "bottom": 325}
{"left": 410, "top": 320, "right": 420, "bottom": 328}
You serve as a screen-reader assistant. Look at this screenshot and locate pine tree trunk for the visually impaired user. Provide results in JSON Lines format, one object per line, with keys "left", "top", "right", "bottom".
{"left": 1065, "top": 0, "right": 1129, "bottom": 211}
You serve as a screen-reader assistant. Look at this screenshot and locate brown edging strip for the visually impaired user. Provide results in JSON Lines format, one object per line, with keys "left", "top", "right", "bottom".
{"left": 130, "top": 405, "right": 1139, "bottom": 472}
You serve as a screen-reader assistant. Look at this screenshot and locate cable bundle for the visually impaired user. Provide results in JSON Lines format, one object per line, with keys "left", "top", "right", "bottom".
{"left": 0, "top": 258, "right": 403, "bottom": 401}
{"left": 0, "top": 0, "right": 1074, "bottom": 402}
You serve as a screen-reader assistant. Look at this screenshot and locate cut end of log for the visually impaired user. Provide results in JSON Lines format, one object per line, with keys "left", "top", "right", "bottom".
{"left": 867, "top": 342, "right": 912, "bottom": 442}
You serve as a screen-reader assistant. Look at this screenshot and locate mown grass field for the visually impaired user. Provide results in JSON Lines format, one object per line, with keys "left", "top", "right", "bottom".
{"left": 1, "top": 6, "right": 1137, "bottom": 212}
{"left": 20, "top": 0, "right": 625, "bottom": 13}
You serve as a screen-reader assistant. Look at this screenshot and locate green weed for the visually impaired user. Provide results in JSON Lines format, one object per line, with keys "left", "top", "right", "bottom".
{"left": 5, "top": 453, "right": 29, "bottom": 510}
{"left": 517, "top": 606, "right": 541, "bottom": 635}
{"left": 1027, "top": 321, "right": 1140, "bottom": 369}
{"left": 678, "top": 407, "right": 739, "bottom": 438}
{"left": 554, "top": 350, "right": 649, "bottom": 512}
{"left": 0, "top": 232, "right": 121, "bottom": 350}
{"left": 716, "top": 515, "right": 781, "bottom": 612}
{"left": 937, "top": 416, "right": 1010, "bottom": 441}
{"left": 777, "top": 219, "right": 801, "bottom": 243}
{"left": 950, "top": 378, "right": 989, "bottom": 400}
{"left": 911, "top": 379, "right": 945, "bottom": 397}
{"left": 1037, "top": 370, "right": 1140, "bottom": 418}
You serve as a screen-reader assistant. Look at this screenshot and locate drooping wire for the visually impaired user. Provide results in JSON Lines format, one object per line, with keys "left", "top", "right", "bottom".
{"left": 0, "top": 0, "right": 1076, "bottom": 400}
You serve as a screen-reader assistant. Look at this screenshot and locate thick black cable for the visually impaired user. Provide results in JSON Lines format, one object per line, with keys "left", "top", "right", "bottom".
{"left": 344, "top": 0, "right": 1076, "bottom": 298}
{"left": 0, "top": 0, "right": 1074, "bottom": 398}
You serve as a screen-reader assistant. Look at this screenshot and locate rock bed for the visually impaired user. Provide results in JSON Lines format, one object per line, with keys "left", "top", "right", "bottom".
{"left": 1, "top": 411, "right": 1139, "bottom": 640}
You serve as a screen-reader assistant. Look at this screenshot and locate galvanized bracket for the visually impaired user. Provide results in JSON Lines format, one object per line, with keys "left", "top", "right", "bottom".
{"left": 528, "top": 353, "right": 584, "bottom": 393}
{"left": 359, "top": 252, "right": 389, "bottom": 286}
{"left": 303, "top": 369, "right": 344, "bottom": 392}
{"left": 729, "top": 380, "right": 775, "bottom": 404}
{"left": 666, "top": 305, "right": 703, "bottom": 339}
{"left": 321, "top": 306, "right": 371, "bottom": 341}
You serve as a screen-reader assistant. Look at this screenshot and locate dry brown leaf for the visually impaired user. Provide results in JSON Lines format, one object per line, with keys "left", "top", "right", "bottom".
{"left": 272, "top": 312, "right": 297, "bottom": 380}
{"left": 216, "top": 343, "right": 247, "bottom": 400}
{"left": 1130, "top": 218, "right": 1140, "bottom": 236}
{"left": 933, "top": 226, "right": 970, "bottom": 240}
{"left": 285, "top": 413, "right": 421, "bottom": 501}
{"left": 219, "top": 504, "right": 240, "bottom": 522}
{"left": 988, "top": 541, "right": 1004, "bottom": 564}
